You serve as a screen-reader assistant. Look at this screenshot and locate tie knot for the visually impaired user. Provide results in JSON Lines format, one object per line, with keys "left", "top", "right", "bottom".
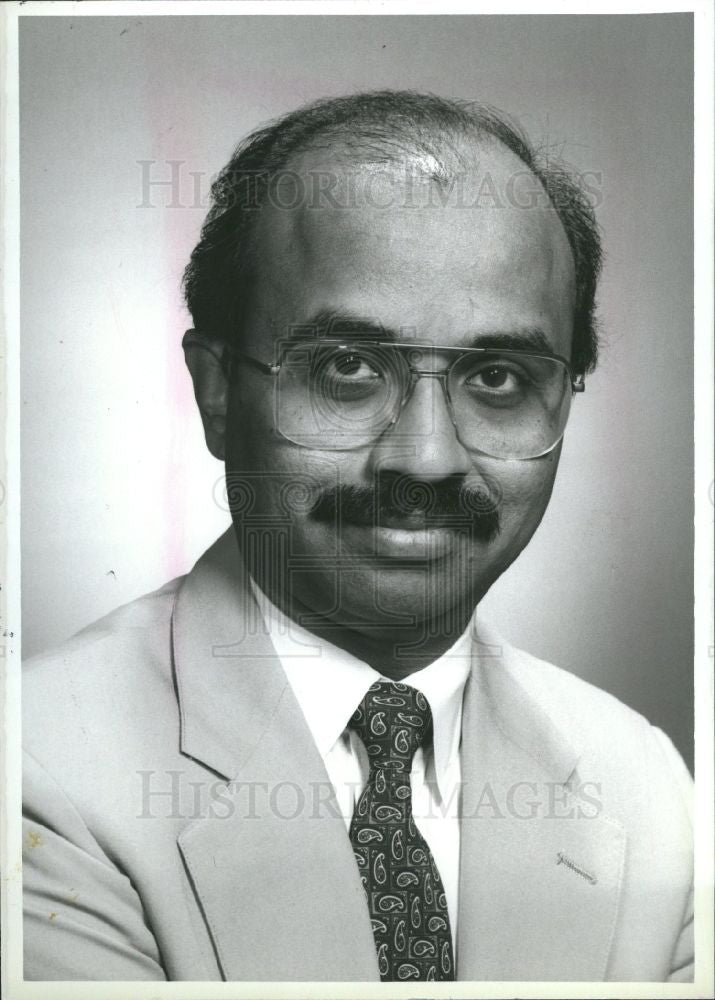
{"left": 349, "top": 680, "right": 432, "bottom": 772}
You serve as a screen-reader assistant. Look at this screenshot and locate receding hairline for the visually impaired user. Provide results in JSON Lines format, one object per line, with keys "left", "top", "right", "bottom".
{"left": 271, "top": 117, "right": 530, "bottom": 191}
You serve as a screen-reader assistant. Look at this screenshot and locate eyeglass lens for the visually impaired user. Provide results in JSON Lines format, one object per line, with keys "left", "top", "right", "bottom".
{"left": 274, "top": 342, "right": 572, "bottom": 459}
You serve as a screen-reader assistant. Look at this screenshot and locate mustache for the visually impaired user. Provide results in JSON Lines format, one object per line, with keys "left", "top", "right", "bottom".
{"left": 310, "top": 474, "right": 501, "bottom": 542}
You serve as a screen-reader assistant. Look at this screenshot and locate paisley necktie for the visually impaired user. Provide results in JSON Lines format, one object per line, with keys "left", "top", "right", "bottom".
{"left": 348, "top": 680, "right": 455, "bottom": 982}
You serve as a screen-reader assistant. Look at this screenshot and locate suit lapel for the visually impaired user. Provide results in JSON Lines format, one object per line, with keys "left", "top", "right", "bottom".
{"left": 457, "top": 627, "right": 626, "bottom": 981}
{"left": 172, "top": 531, "right": 379, "bottom": 981}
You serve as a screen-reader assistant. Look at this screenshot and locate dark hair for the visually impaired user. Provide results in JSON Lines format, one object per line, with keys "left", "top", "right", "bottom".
{"left": 183, "top": 90, "right": 602, "bottom": 374}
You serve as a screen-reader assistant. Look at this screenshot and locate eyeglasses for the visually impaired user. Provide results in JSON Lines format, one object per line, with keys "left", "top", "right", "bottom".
{"left": 227, "top": 338, "right": 584, "bottom": 461}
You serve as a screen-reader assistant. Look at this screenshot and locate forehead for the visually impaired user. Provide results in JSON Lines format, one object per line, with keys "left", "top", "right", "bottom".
{"left": 248, "top": 142, "right": 576, "bottom": 354}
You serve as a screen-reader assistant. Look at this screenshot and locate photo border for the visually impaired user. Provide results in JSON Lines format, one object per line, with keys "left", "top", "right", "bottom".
{"left": 2, "top": 2, "right": 712, "bottom": 998}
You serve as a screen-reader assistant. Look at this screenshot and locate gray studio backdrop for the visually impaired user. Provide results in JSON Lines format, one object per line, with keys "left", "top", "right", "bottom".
{"left": 20, "top": 14, "right": 694, "bottom": 768}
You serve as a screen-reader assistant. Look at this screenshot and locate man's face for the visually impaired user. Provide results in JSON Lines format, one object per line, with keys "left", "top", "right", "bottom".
{"left": 224, "top": 142, "right": 576, "bottom": 635}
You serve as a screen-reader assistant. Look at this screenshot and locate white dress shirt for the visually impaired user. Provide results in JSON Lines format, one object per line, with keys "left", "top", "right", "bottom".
{"left": 249, "top": 577, "right": 473, "bottom": 941}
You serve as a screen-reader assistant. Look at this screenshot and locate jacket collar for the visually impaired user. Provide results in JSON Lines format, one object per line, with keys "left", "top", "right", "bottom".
{"left": 466, "top": 619, "right": 580, "bottom": 783}
{"left": 172, "top": 528, "right": 288, "bottom": 780}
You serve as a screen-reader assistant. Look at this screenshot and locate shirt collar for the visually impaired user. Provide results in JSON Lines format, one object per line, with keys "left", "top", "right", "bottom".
{"left": 249, "top": 577, "right": 473, "bottom": 801}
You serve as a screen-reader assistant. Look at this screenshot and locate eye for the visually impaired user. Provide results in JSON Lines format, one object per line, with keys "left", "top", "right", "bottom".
{"left": 326, "top": 353, "right": 382, "bottom": 382}
{"left": 465, "top": 363, "right": 526, "bottom": 394}
{"left": 315, "top": 348, "right": 386, "bottom": 402}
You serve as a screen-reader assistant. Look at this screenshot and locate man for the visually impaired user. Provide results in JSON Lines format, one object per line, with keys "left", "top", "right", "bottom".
{"left": 23, "top": 91, "right": 693, "bottom": 982}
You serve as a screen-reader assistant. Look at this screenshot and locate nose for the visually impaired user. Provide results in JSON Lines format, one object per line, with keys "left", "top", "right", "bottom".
{"left": 366, "top": 374, "right": 473, "bottom": 480}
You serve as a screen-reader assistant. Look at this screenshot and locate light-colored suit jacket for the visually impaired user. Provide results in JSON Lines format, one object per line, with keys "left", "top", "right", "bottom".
{"left": 23, "top": 531, "right": 694, "bottom": 982}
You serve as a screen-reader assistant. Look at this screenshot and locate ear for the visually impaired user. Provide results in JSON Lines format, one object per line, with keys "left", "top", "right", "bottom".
{"left": 182, "top": 329, "right": 229, "bottom": 461}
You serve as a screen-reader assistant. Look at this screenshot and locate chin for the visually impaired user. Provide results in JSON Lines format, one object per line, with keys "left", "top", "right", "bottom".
{"left": 342, "top": 562, "right": 486, "bottom": 628}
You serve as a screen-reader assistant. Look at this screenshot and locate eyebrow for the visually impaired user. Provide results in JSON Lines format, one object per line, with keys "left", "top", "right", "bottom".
{"left": 295, "top": 309, "right": 388, "bottom": 340}
{"left": 297, "top": 308, "right": 556, "bottom": 355}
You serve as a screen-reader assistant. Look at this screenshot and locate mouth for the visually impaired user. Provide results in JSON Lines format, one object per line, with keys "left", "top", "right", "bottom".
{"left": 340, "top": 518, "right": 470, "bottom": 559}
{"left": 338, "top": 509, "right": 458, "bottom": 530}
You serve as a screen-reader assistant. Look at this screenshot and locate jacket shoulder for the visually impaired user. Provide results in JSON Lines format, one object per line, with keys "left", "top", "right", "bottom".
{"left": 502, "top": 641, "right": 648, "bottom": 729}
{"left": 492, "top": 633, "right": 693, "bottom": 824}
{"left": 23, "top": 577, "right": 185, "bottom": 769}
